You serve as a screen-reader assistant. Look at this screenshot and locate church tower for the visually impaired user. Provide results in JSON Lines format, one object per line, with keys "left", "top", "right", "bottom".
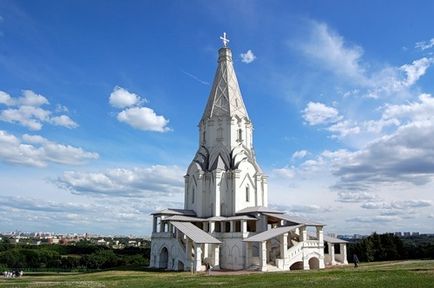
{"left": 184, "top": 33, "right": 268, "bottom": 217}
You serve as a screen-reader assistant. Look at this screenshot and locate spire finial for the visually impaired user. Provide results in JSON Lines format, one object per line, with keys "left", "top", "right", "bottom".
{"left": 220, "top": 32, "right": 230, "bottom": 48}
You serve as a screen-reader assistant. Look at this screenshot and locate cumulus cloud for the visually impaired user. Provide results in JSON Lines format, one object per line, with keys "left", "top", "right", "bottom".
{"left": 292, "top": 150, "right": 308, "bottom": 160}
{"left": 0, "top": 90, "right": 78, "bottom": 130}
{"left": 400, "top": 57, "right": 433, "bottom": 87}
{"left": 49, "top": 115, "right": 78, "bottom": 128}
{"left": 0, "top": 196, "right": 91, "bottom": 213}
{"left": 347, "top": 215, "right": 400, "bottom": 223}
{"left": 336, "top": 191, "right": 378, "bottom": 203}
{"left": 56, "top": 165, "right": 184, "bottom": 197}
{"left": 270, "top": 203, "right": 325, "bottom": 214}
{"left": 117, "top": 107, "right": 170, "bottom": 132}
{"left": 109, "top": 86, "right": 171, "bottom": 132}
{"left": 361, "top": 200, "right": 431, "bottom": 210}
{"left": 302, "top": 102, "right": 341, "bottom": 125}
{"left": 240, "top": 50, "right": 256, "bottom": 64}
{"left": 332, "top": 117, "right": 434, "bottom": 187}
{"left": 109, "top": 86, "right": 142, "bottom": 108}
{"left": 272, "top": 167, "right": 296, "bottom": 179}
{"left": 0, "top": 130, "right": 98, "bottom": 167}
{"left": 0, "top": 195, "right": 183, "bottom": 234}
{"left": 298, "top": 22, "right": 432, "bottom": 99}
{"left": 415, "top": 38, "right": 434, "bottom": 51}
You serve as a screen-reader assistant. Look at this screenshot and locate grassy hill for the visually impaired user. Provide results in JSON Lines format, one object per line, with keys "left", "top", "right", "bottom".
{"left": 1, "top": 260, "right": 433, "bottom": 288}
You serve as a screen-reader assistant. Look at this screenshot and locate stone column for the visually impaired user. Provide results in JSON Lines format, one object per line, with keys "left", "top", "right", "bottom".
{"left": 329, "top": 243, "right": 336, "bottom": 265}
{"left": 245, "top": 242, "right": 251, "bottom": 268}
{"left": 230, "top": 221, "right": 234, "bottom": 233}
{"left": 194, "top": 243, "right": 202, "bottom": 272}
{"left": 160, "top": 218, "right": 165, "bottom": 233}
{"left": 280, "top": 233, "right": 288, "bottom": 260}
{"left": 203, "top": 243, "right": 209, "bottom": 261}
{"left": 303, "top": 256, "right": 310, "bottom": 270}
{"left": 259, "top": 241, "right": 267, "bottom": 271}
{"left": 341, "top": 243, "right": 348, "bottom": 264}
{"left": 241, "top": 220, "right": 247, "bottom": 234}
{"left": 255, "top": 174, "right": 261, "bottom": 206}
{"left": 209, "top": 221, "right": 215, "bottom": 233}
{"left": 215, "top": 171, "right": 221, "bottom": 216}
{"left": 196, "top": 172, "right": 203, "bottom": 216}
{"left": 316, "top": 226, "right": 325, "bottom": 268}
{"left": 262, "top": 176, "right": 268, "bottom": 207}
{"left": 185, "top": 238, "right": 192, "bottom": 271}
{"left": 300, "top": 226, "right": 307, "bottom": 242}
{"left": 213, "top": 244, "right": 220, "bottom": 269}
{"left": 316, "top": 226, "right": 324, "bottom": 244}
{"left": 184, "top": 175, "right": 189, "bottom": 209}
{"left": 153, "top": 216, "right": 158, "bottom": 233}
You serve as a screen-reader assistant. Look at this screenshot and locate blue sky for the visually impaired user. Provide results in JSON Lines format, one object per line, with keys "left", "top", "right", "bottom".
{"left": 1, "top": 0, "right": 434, "bottom": 236}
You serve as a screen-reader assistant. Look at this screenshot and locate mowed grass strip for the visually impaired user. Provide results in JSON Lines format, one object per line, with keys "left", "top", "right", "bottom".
{"left": 0, "top": 260, "right": 433, "bottom": 288}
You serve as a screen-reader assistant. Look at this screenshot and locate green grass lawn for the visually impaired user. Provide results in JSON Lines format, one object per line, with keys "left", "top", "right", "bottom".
{"left": 1, "top": 260, "right": 433, "bottom": 288}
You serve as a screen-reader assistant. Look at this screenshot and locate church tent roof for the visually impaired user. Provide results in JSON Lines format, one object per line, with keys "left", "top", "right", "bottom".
{"left": 243, "top": 225, "right": 302, "bottom": 242}
{"left": 264, "top": 213, "right": 324, "bottom": 226}
{"left": 170, "top": 221, "right": 221, "bottom": 244}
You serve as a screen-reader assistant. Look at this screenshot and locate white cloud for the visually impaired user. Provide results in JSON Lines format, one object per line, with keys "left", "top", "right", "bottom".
{"left": 399, "top": 57, "right": 433, "bottom": 87}
{"left": 0, "top": 91, "right": 14, "bottom": 105}
{"left": 302, "top": 102, "right": 341, "bottom": 125}
{"left": 298, "top": 22, "right": 432, "bottom": 99}
{"left": 272, "top": 167, "right": 296, "bottom": 179}
{"left": 50, "top": 115, "right": 78, "bottom": 128}
{"left": 109, "top": 86, "right": 142, "bottom": 108}
{"left": 0, "top": 90, "right": 77, "bottom": 130}
{"left": 328, "top": 120, "right": 360, "bottom": 138}
{"left": 18, "top": 90, "right": 49, "bottom": 106}
{"left": 347, "top": 215, "right": 400, "bottom": 223}
{"left": 117, "top": 107, "right": 170, "bottom": 132}
{"left": 361, "top": 200, "right": 431, "bottom": 210}
{"left": 336, "top": 191, "right": 378, "bottom": 203}
{"left": 109, "top": 86, "right": 171, "bottom": 132}
{"left": 0, "top": 130, "right": 98, "bottom": 167}
{"left": 240, "top": 50, "right": 256, "bottom": 64}
{"left": 292, "top": 150, "right": 308, "bottom": 159}
{"left": 415, "top": 38, "right": 434, "bottom": 51}
{"left": 56, "top": 165, "right": 184, "bottom": 197}
{"left": 298, "top": 22, "right": 366, "bottom": 83}
{"left": 382, "top": 93, "right": 434, "bottom": 121}
{"left": 0, "top": 106, "right": 50, "bottom": 130}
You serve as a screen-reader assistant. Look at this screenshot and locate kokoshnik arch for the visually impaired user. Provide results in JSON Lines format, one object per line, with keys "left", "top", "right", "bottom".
{"left": 149, "top": 34, "right": 348, "bottom": 272}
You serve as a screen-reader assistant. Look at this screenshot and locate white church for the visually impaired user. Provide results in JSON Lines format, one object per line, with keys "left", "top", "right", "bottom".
{"left": 149, "top": 34, "right": 348, "bottom": 272}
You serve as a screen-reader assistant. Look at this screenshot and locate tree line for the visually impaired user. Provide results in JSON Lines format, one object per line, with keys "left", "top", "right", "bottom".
{"left": 0, "top": 239, "right": 150, "bottom": 271}
{"left": 347, "top": 232, "right": 434, "bottom": 262}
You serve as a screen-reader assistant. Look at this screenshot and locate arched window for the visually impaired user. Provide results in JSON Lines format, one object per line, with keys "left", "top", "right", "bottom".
{"left": 238, "top": 129, "right": 242, "bottom": 141}
{"left": 192, "top": 187, "right": 195, "bottom": 204}
{"left": 246, "top": 186, "right": 250, "bottom": 202}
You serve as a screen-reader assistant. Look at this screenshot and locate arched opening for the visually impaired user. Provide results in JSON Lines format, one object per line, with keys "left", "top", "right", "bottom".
{"left": 159, "top": 247, "right": 169, "bottom": 269}
{"left": 290, "top": 261, "right": 304, "bottom": 270}
{"left": 177, "top": 260, "right": 185, "bottom": 271}
{"left": 309, "top": 257, "right": 320, "bottom": 269}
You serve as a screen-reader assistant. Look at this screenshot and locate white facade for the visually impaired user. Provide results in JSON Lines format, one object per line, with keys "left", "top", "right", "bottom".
{"left": 150, "top": 36, "right": 347, "bottom": 272}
